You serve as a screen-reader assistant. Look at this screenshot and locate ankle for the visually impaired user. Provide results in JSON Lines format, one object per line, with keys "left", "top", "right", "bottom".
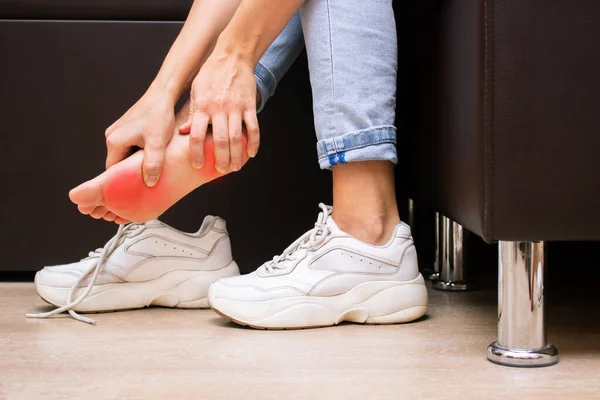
{"left": 332, "top": 210, "right": 400, "bottom": 246}
{"left": 331, "top": 161, "right": 401, "bottom": 245}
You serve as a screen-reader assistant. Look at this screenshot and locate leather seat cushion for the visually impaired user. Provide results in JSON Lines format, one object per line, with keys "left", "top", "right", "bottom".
{"left": 0, "top": 0, "right": 193, "bottom": 20}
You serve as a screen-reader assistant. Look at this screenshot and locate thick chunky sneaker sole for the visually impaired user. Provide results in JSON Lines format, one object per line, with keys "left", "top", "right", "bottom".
{"left": 208, "top": 274, "right": 428, "bottom": 330}
{"left": 36, "top": 261, "right": 240, "bottom": 313}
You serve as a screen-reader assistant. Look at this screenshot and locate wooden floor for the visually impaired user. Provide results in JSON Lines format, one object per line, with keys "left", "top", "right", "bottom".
{"left": 1, "top": 280, "right": 599, "bottom": 400}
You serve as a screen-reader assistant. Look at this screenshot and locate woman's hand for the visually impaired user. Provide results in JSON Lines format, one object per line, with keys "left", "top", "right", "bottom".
{"left": 104, "top": 89, "right": 176, "bottom": 187}
{"left": 179, "top": 51, "right": 260, "bottom": 173}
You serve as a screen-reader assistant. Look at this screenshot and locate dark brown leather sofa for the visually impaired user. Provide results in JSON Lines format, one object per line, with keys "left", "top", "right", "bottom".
{"left": 401, "top": 0, "right": 600, "bottom": 367}
{"left": 1, "top": 1, "right": 598, "bottom": 368}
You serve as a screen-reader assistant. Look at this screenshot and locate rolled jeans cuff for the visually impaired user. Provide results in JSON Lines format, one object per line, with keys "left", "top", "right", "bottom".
{"left": 254, "top": 62, "right": 278, "bottom": 113}
{"left": 316, "top": 126, "right": 398, "bottom": 169}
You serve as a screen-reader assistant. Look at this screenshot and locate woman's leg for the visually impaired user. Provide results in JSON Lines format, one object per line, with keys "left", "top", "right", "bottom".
{"left": 254, "top": 12, "right": 305, "bottom": 112}
{"left": 300, "top": 0, "right": 399, "bottom": 245}
{"left": 332, "top": 161, "right": 400, "bottom": 245}
{"left": 209, "top": 1, "right": 426, "bottom": 330}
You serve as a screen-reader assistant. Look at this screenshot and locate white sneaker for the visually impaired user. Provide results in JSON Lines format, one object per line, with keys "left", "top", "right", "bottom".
{"left": 28, "top": 217, "right": 239, "bottom": 323}
{"left": 209, "top": 204, "right": 428, "bottom": 329}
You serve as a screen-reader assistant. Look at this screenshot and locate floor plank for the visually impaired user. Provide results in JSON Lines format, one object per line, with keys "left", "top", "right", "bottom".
{"left": 1, "top": 281, "right": 598, "bottom": 400}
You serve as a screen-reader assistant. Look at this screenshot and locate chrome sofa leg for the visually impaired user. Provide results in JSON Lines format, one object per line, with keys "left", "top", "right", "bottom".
{"left": 411, "top": 202, "right": 441, "bottom": 281}
{"left": 424, "top": 212, "right": 441, "bottom": 280}
{"left": 487, "top": 241, "right": 559, "bottom": 367}
{"left": 432, "top": 216, "right": 477, "bottom": 291}
{"left": 408, "top": 198, "right": 416, "bottom": 229}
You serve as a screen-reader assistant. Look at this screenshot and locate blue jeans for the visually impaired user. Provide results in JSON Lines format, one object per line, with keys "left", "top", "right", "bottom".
{"left": 254, "top": 0, "right": 398, "bottom": 170}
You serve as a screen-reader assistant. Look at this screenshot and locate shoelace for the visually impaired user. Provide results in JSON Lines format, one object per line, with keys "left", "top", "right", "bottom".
{"left": 25, "top": 223, "right": 143, "bottom": 324}
{"left": 263, "top": 203, "right": 333, "bottom": 274}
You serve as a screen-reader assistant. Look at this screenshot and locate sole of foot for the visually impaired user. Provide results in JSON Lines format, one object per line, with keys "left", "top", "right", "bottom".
{"left": 69, "top": 132, "right": 248, "bottom": 223}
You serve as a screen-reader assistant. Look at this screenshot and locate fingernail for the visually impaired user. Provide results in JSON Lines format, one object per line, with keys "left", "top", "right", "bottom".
{"left": 231, "top": 164, "right": 241, "bottom": 172}
{"left": 145, "top": 175, "right": 158, "bottom": 187}
{"left": 216, "top": 165, "right": 228, "bottom": 174}
{"left": 193, "top": 161, "right": 204, "bottom": 169}
{"left": 248, "top": 149, "right": 257, "bottom": 158}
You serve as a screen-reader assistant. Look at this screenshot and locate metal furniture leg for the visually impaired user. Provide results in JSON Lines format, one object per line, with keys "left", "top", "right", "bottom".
{"left": 487, "top": 241, "right": 559, "bottom": 367}
{"left": 432, "top": 216, "right": 477, "bottom": 291}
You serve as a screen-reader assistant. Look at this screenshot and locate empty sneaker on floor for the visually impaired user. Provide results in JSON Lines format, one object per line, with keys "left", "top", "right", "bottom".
{"left": 28, "top": 218, "right": 239, "bottom": 323}
{"left": 209, "top": 203, "right": 428, "bottom": 329}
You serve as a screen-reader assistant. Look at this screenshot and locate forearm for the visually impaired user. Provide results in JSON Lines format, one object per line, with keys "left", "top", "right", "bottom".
{"left": 149, "top": 0, "right": 243, "bottom": 102}
{"left": 215, "top": 0, "right": 304, "bottom": 66}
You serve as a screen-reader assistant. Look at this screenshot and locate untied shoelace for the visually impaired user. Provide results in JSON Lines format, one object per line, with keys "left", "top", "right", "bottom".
{"left": 25, "top": 223, "right": 142, "bottom": 325}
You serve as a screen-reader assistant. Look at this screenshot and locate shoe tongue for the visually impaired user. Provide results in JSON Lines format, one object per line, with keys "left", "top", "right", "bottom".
{"left": 325, "top": 214, "right": 342, "bottom": 233}
{"left": 143, "top": 219, "right": 163, "bottom": 228}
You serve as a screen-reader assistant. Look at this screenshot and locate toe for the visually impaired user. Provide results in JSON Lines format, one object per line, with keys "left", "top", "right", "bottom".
{"left": 90, "top": 206, "right": 109, "bottom": 219}
{"left": 103, "top": 212, "right": 117, "bottom": 222}
{"left": 69, "top": 176, "right": 104, "bottom": 207}
{"left": 77, "top": 204, "right": 96, "bottom": 215}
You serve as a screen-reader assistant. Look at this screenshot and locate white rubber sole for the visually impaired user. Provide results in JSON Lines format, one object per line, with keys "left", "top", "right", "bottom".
{"left": 35, "top": 261, "right": 240, "bottom": 312}
{"left": 209, "top": 274, "right": 428, "bottom": 329}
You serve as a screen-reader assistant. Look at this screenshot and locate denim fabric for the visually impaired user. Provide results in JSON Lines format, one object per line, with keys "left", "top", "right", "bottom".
{"left": 254, "top": 0, "right": 398, "bottom": 169}
{"left": 254, "top": 13, "right": 304, "bottom": 113}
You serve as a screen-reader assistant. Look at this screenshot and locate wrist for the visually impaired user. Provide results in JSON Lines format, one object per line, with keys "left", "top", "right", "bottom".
{"left": 214, "top": 35, "right": 260, "bottom": 66}
{"left": 147, "top": 78, "right": 184, "bottom": 106}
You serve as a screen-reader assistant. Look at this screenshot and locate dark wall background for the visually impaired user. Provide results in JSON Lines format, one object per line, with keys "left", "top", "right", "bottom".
{"left": 0, "top": 20, "right": 334, "bottom": 274}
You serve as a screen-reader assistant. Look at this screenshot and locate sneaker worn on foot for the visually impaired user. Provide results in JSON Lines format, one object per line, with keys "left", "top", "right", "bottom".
{"left": 209, "top": 204, "right": 428, "bottom": 329}
{"left": 28, "top": 218, "right": 239, "bottom": 324}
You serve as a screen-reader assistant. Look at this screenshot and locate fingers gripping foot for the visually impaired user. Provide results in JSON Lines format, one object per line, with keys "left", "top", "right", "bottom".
{"left": 70, "top": 134, "right": 249, "bottom": 223}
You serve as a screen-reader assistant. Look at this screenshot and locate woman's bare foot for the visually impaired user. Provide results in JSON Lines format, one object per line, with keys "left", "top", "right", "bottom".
{"left": 69, "top": 100, "right": 249, "bottom": 223}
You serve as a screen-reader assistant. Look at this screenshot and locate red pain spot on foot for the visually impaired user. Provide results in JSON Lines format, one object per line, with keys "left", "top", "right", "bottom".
{"left": 101, "top": 135, "right": 248, "bottom": 222}
{"left": 102, "top": 168, "right": 156, "bottom": 220}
